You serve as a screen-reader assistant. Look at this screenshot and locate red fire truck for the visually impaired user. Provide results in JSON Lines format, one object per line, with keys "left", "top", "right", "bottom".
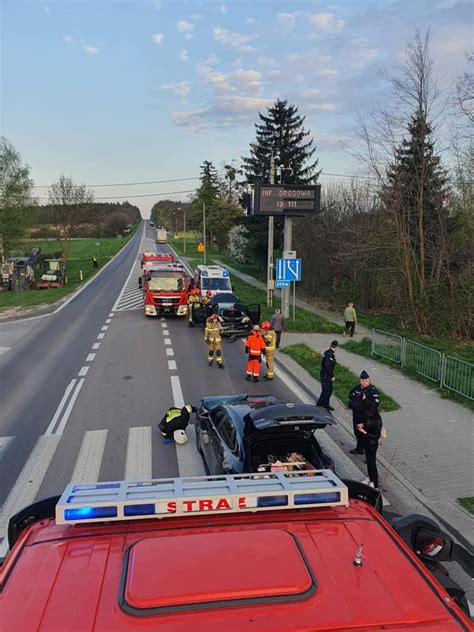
{"left": 0, "top": 472, "right": 471, "bottom": 631}
{"left": 139, "top": 265, "right": 189, "bottom": 317}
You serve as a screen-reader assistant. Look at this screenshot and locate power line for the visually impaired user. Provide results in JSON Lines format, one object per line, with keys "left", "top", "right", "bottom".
{"left": 35, "top": 188, "right": 195, "bottom": 202}
{"left": 32, "top": 171, "right": 373, "bottom": 189}
{"left": 32, "top": 176, "right": 200, "bottom": 189}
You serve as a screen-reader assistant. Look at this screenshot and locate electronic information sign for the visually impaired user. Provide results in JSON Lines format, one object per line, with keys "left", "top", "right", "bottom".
{"left": 253, "top": 184, "right": 321, "bottom": 216}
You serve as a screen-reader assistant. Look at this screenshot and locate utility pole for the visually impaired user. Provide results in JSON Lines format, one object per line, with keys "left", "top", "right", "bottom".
{"left": 281, "top": 164, "right": 293, "bottom": 319}
{"left": 202, "top": 202, "right": 206, "bottom": 265}
{"left": 267, "top": 153, "right": 275, "bottom": 307}
{"left": 182, "top": 208, "right": 186, "bottom": 254}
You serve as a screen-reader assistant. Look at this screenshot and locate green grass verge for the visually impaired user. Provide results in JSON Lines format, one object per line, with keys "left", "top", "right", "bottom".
{"left": 356, "top": 313, "right": 473, "bottom": 363}
{"left": 0, "top": 234, "right": 136, "bottom": 313}
{"left": 457, "top": 497, "right": 474, "bottom": 514}
{"left": 342, "top": 337, "right": 474, "bottom": 412}
{"left": 171, "top": 243, "right": 341, "bottom": 334}
{"left": 281, "top": 343, "right": 400, "bottom": 412}
{"left": 171, "top": 237, "right": 267, "bottom": 282}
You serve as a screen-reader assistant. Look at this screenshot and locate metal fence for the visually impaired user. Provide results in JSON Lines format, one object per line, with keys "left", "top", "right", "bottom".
{"left": 371, "top": 329, "right": 474, "bottom": 401}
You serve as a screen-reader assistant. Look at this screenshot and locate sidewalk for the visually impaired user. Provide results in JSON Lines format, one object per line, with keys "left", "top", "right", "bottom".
{"left": 221, "top": 261, "right": 474, "bottom": 551}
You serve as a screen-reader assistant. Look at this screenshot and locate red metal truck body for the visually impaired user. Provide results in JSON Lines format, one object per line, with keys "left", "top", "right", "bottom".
{"left": 143, "top": 267, "right": 188, "bottom": 317}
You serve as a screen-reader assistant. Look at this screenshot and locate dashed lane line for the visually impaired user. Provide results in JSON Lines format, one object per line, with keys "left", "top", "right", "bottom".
{"left": 163, "top": 329, "right": 170, "bottom": 335}
{"left": 78, "top": 366, "right": 90, "bottom": 377}
{"left": 164, "top": 338, "right": 172, "bottom": 345}
{"left": 101, "top": 325, "right": 109, "bottom": 332}
{"left": 86, "top": 353, "right": 96, "bottom": 362}
{"left": 166, "top": 348, "right": 174, "bottom": 356}
{"left": 92, "top": 343, "right": 101, "bottom": 350}
{"left": 97, "top": 333, "right": 105, "bottom": 339}
{"left": 168, "top": 360, "right": 177, "bottom": 370}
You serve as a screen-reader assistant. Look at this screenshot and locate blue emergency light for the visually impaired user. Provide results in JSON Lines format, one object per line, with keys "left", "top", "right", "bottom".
{"left": 56, "top": 471, "right": 349, "bottom": 525}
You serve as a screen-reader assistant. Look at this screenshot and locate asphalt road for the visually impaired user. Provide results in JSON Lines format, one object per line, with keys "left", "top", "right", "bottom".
{"left": 0, "top": 221, "right": 472, "bottom": 611}
{"left": 0, "top": 223, "right": 300, "bottom": 542}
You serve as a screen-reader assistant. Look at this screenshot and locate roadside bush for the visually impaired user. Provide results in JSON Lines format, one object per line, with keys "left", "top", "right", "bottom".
{"left": 228, "top": 225, "right": 250, "bottom": 263}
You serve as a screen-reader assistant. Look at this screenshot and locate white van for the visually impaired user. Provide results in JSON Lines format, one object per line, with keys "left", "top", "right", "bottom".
{"left": 194, "top": 264, "right": 232, "bottom": 298}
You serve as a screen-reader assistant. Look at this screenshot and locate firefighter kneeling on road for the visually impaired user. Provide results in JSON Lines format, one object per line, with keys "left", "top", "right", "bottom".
{"left": 158, "top": 404, "right": 197, "bottom": 445}
{"left": 261, "top": 321, "right": 276, "bottom": 380}
{"left": 187, "top": 288, "right": 201, "bottom": 327}
{"left": 245, "top": 325, "right": 267, "bottom": 382}
{"left": 204, "top": 313, "right": 224, "bottom": 368}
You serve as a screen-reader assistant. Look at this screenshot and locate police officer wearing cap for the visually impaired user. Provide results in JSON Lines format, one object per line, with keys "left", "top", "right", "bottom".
{"left": 316, "top": 340, "right": 338, "bottom": 411}
{"left": 348, "top": 370, "right": 380, "bottom": 454}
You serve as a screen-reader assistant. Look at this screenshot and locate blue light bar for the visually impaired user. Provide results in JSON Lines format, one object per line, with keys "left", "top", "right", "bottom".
{"left": 295, "top": 492, "right": 341, "bottom": 505}
{"left": 124, "top": 503, "right": 155, "bottom": 516}
{"left": 257, "top": 495, "right": 288, "bottom": 508}
{"left": 64, "top": 506, "right": 117, "bottom": 521}
{"left": 223, "top": 270, "right": 229, "bottom": 277}
{"left": 201, "top": 270, "right": 208, "bottom": 276}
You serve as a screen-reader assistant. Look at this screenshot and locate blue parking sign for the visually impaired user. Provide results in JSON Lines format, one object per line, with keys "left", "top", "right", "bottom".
{"left": 276, "top": 258, "right": 302, "bottom": 282}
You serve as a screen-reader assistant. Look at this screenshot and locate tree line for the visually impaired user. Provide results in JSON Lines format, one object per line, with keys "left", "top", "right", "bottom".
{"left": 178, "top": 31, "right": 472, "bottom": 339}
{"left": 0, "top": 154, "right": 141, "bottom": 264}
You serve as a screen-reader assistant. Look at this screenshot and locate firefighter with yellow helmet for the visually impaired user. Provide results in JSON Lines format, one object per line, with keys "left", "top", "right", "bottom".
{"left": 187, "top": 288, "right": 201, "bottom": 327}
{"left": 261, "top": 320, "right": 277, "bottom": 380}
{"left": 204, "top": 313, "right": 224, "bottom": 368}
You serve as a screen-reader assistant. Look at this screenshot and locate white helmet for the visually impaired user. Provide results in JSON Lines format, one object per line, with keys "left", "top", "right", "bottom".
{"left": 173, "top": 429, "right": 188, "bottom": 445}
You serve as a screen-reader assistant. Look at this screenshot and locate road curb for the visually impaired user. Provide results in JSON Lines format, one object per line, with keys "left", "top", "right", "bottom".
{"left": 274, "top": 351, "right": 474, "bottom": 553}
{"left": 0, "top": 224, "right": 144, "bottom": 325}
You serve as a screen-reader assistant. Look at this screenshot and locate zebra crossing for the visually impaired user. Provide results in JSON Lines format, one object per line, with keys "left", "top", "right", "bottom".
{"left": 0, "top": 424, "right": 204, "bottom": 557}
{"left": 113, "top": 236, "right": 156, "bottom": 312}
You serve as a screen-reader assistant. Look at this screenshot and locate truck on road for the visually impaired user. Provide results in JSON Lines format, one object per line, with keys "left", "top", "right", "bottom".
{"left": 156, "top": 228, "right": 167, "bottom": 244}
{"left": 139, "top": 265, "right": 189, "bottom": 317}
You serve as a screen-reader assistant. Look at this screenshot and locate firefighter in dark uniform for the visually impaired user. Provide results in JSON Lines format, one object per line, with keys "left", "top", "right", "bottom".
{"left": 158, "top": 404, "right": 197, "bottom": 445}
{"left": 316, "top": 340, "right": 338, "bottom": 411}
{"left": 348, "top": 370, "right": 380, "bottom": 454}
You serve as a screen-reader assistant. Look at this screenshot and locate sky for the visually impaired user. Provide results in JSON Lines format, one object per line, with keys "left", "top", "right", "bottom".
{"left": 2, "top": 0, "right": 472, "bottom": 217}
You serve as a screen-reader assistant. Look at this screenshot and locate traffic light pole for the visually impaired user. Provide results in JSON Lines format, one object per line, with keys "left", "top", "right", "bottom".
{"left": 282, "top": 216, "right": 293, "bottom": 319}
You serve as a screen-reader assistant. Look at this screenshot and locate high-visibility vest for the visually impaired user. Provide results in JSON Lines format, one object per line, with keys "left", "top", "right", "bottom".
{"left": 246, "top": 332, "right": 266, "bottom": 357}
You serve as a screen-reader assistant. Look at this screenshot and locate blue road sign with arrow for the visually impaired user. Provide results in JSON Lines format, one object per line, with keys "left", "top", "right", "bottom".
{"left": 276, "top": 258, "right": 302, "bottom": 282}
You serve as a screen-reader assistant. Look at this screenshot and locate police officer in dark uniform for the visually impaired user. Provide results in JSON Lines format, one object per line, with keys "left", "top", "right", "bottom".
{"left": 316, "top": 340, "right": 338, "bottom": 411}
{"left": 348, "top": 370, "right": 380, "bottom": 454}
{"left": 158, "top": 404, "right": 197, "bottom": 444}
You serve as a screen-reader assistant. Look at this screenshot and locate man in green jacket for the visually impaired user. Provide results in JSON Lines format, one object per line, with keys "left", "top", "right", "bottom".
{"left": 343, "top": 302, "right": 357, "bottom": 337}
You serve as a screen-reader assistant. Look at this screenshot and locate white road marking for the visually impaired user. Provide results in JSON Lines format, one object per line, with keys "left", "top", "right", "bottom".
{"left": 45, "top": 379, "right": 77, "bottom": 435}
{"left": 92, "top": 342, "right": 101, "bottom": 350}
{"left": 164, "top": 338, "right": 172, "bottom": 345}
{"left": 86, "top": 353, "right": 96, "bottom": 362}
{"left": 166, "top": 348, "right": 174, "bottom": 356}
{"left": 160, "top": 323, "right": 167, "bottom": 328}
{"left": 97, "top": 333, "right": 105, "bottom": 339}
{"left": 78, "top": 366, "right": 90, "bottom": 377}
{"left": 0, "top": 346, "right": 11, "bottom": 355}
{"left": 105, "top": 318, "right": 112, "bottom": 324}
{"left": 101, "top": 325, "right": 109, "bottom": 332}
{"left": 70, "top": 430, "right": 108, "bottom": 484}
{"left": 125, "top": 427, "right": 152, "bottom": 480}
{"left": 0, "top": 435, "right": 62, "bottom": 541}
{"left": 108, "top": 313, "right": 114, "bottom": 318}
{"left": 112, "top": 228, "right": 145, "bottom": 312}
{"left": 176, "top": 425, "right": 206, "bottom": 478}
{"left": 168, "top": 360, "right": 177, "bottom": 370}
{"left": 160, "top": 317, "right": 166, "bottom": 321}
{"left": 55, "top": 379, "right": 85, "bottom": 436}
{"left": 163, "top": 329, "right": 170, "bottom": 335}
{"left": 170, "top": 375, "right": 184, "bottom": 408}
{"left": 0, "top": 437, "right": 14, "bottom": 461}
